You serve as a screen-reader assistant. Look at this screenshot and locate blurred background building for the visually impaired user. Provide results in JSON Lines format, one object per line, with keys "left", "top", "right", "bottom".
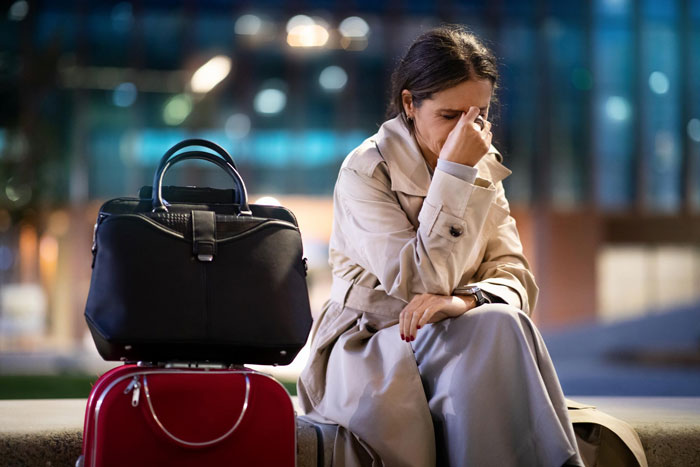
{"left": 0, "top": 0, "right": 699, "bottom": 396}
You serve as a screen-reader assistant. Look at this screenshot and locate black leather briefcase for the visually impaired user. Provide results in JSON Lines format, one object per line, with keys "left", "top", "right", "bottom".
{"left": 84, "top": 139, "right": 312, "bottom": 365}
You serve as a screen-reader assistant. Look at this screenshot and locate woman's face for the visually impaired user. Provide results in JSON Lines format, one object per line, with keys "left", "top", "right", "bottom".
{"left": 402, "top": 79, "right": 493, "bottom": 166}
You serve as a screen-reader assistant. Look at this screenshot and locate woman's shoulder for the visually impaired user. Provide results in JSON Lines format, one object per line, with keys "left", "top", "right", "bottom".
{"left": 340, "top": 135, "right": 386, "bottom": 179}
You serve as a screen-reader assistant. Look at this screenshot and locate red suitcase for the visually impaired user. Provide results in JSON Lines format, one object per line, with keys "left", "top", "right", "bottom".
{"left": 79, "top": 364, "right": 296, "bottom": 467}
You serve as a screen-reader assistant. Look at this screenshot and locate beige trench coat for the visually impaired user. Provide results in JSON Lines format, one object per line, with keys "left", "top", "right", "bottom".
{"left": 298, "top": 115, "right": 541, "bottom": 466}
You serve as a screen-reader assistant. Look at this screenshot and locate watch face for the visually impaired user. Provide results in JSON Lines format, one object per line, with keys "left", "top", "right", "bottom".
{"left": 465, "top": 286, "right": 480, "bottom": 295}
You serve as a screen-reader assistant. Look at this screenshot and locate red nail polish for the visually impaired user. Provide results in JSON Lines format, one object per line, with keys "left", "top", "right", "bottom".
{"left": 401, "top": 334, "right": 405, "bottom": 341}
{"left": 417, "top": 325, "right": 421, "bottom": 329}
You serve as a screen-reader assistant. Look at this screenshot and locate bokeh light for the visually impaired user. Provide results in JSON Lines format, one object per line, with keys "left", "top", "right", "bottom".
{"left": 190, "top": 55, "right": 232, "bottom": 94}
{"left": 225, "top": 113, "right": 252, "bottom": 139}
{"left": 39, "top": 236, "right": 59, "bottom": 263}
{"left": 254, "top": 80, "right": 288, "bottom": 115}
{"left": 163, "top": 94, "right": 193, "bottom": 126}
{"left": 287, "top": 24, "right": 329, "bottom": 48}
{"left": 235, "top": 14, "right": 262, "bottom": 35}
{"left": 286, "top": 15, "right": 314, "bottom": 33}
{"left": 319, "top": 66, "right": 348, "bottom": 92}
{"left": 4, "top": 178, "right": 32, "bottom": 207}
{"left": 648, "top": 71, "right": 670, "bottom": 95}
{"left": 112, "top": 82, "right": 137, "bottom": 107}
{"left": 47, "top": 210, "right": 70, "bottom": 237}
{"left": 339, "top": 15, "right": 369, "bottom": 51}
{"left": 254, "top": 89, "right": 286, "bottom": 114}
{"left": 605, "top": 96, "right": 631, "bottom": 122}
{"left": 687, "top": 119, "right": 700, "bottom": 143}
{"left": 286, "top": 16, "right": 329, "bottom": 48}
{"left": 339, "top": 16, "right": 370, "bottom": 38}
{"left": 8, "top": 0, "right": 29, "bottom": 21}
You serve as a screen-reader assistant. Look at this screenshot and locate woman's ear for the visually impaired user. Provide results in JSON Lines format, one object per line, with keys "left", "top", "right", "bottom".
{"left": 401, "top": 90, "right": 414, "bottom": 118}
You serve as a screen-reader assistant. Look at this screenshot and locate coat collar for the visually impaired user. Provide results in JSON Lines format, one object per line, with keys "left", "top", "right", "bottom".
{"left": 373, "top": 115, "right": 511, "bottom": 196}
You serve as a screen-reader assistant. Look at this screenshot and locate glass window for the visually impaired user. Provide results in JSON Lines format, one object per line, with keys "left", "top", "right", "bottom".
{"left": 499, "top": 21, "right": 537, "bottom": 204}
{"left": 641, "top": 0, "right": 682, "bottom": 212}
{"left": 593, "top": 0, "right": 635, "bottom": 210}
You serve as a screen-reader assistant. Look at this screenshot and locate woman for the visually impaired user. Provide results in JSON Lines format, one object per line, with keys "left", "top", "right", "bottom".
{"left": 298, "top": 25, "right": 583, "bottom": 467}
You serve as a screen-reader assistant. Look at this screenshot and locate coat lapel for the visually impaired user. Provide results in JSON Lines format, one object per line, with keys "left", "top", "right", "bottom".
{"left": 373, "top": 117, "right": 431, "bottom": 197}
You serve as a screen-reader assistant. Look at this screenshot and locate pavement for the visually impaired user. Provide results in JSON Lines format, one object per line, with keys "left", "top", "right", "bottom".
{"left": 1, "top": 396, "right": 699, "bottom": 466}
{"left": 544, "top": 302, "right": 700, "bottom": 396}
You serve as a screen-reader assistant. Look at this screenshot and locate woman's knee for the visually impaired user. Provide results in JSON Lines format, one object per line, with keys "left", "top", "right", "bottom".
{"left": 448, "top": 303, "right": 534, "bottom": 339}
{"left": 469, "top": 302, "right": 528, "bottom": 322}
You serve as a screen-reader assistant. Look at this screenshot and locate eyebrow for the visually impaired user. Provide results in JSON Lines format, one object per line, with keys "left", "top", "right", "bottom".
{"left": 439, "top": 107, "right": 489, "bottom": 113}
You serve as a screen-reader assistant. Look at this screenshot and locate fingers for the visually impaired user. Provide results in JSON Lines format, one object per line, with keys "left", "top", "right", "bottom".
{"left": 399, "top": 294, "right": 450, "bottom": 342}
{"left": 462, "top": 106, "right": 480, "bottom": 124}
{"left": 399, "top": 294, "right": 427, "bottom": 342}
{"left": 408, "top": 306, "right": 427, "bottom": 341}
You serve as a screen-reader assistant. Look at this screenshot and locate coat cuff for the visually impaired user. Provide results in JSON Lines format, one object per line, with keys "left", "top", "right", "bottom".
{"left": 475, "top": 279, "right": 527, "bottom": 313}
{"left": 420, "top": 170, "right": 497, "bottom": 242}
{"left": 436, "top": 159, "right": 478, "bottom": 184}
{"left": 425, "top": 169, "right": 475, "bottom": 218}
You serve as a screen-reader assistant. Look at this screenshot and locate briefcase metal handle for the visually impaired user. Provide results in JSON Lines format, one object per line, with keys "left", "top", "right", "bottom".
{"left": 151, "top": 150, "right": 251, "bottom": 215}
{"left": 159, "top": 138, "right": 237, "bottom": 168}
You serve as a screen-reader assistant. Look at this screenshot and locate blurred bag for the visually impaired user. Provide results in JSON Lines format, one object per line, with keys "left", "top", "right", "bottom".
{"left": 567, "top": 399, "right": 648, "bottom": 467}
{"left": 84, "top": 139, "right": 313, "bottom": 365}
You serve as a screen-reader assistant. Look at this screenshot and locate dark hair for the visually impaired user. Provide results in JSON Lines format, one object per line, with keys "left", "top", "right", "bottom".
{"left": 387, "top": 25, "right": 499, "bottom": 134}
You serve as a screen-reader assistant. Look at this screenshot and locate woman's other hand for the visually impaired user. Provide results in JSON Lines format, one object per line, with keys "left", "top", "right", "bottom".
{"left": 439, "top": 106, "right": 492, "bottom": 167}
{"left": 399, "top": 293, "right": 477, "bottom": 342}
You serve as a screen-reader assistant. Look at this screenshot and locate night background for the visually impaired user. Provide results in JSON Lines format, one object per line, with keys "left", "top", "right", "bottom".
{"left": 0, "top": 0, "right": 699, "bottom": 398}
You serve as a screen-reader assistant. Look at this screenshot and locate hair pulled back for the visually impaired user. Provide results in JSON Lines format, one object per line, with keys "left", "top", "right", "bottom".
{"left": 387, "top": 25, "right": 499, "bottom": 134}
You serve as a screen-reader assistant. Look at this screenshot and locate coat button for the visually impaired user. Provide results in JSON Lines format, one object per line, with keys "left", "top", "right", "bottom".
{"left": 449, "top": 225, "right": 463, "bottom": 237}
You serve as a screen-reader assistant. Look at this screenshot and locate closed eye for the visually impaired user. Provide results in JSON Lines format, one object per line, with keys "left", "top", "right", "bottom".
{"left": 441, "top": 113, "right": 487, "bottom": 121}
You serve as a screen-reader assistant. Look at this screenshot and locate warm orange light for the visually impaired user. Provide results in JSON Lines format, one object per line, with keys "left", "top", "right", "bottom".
{"left": 287, "top": 24, "right": 329, "bottom": 48}
{"left": 18, "top": 223, "right": 38, "bottom": 282}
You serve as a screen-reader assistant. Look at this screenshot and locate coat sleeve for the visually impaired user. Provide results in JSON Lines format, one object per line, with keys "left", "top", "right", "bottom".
{"left": 470, "top": 181, "right": 539, "bottom": 315}
{"left": 335, "top": 162, "right": 499, "bottom": 303}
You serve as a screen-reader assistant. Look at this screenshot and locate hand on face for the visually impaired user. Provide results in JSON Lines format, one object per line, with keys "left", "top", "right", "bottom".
{"left": 439, "top": 106, "right": 493, "bottom": 167}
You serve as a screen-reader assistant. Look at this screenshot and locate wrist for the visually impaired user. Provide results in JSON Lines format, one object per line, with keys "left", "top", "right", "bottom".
{"left": 454, "top": 294, "right": 477, "bottom": 309}
{"left": 453, "top": 285, "right": 490, "bottom": 308}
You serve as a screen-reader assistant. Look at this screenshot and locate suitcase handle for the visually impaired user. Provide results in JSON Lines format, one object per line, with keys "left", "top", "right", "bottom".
{"left": 151, "top": 151, "right": 252, "bottom": 215}
{"left": 142, "top": 373, "right": 250, "bottom": 448}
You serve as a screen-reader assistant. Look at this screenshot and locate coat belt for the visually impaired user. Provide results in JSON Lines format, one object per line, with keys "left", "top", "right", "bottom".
{"left": 330, "top": 276, "right": 406, "bottom": 318}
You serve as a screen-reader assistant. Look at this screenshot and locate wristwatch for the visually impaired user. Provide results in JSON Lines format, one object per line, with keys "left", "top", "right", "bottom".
{"left": 453, "top": 285, "right": 490, "bottom": 307}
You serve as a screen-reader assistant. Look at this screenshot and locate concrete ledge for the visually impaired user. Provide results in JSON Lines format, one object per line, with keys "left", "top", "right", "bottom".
{"left": 1, "top": 398, "right": 699, "bottom": 467}
{"left": 573, "top": 397, "right": 700, "bottom": 467}
{"left": 0, "top": 399, "right": 319, "bottom": 467}
{"left": 0, "top": 399, "right": 84, "bottom": 467}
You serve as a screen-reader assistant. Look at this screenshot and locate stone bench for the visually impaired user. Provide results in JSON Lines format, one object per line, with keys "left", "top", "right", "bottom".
{"left": 1, "top": 397, "right": 699, "bottom": 466}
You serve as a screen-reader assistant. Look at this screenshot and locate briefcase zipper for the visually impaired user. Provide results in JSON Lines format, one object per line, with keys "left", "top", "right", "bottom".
{"left": 90, "top": 214, "right": 107, "bottom": 268}
{"left": 123, "top": 376, "right": 141, "bottom": 407}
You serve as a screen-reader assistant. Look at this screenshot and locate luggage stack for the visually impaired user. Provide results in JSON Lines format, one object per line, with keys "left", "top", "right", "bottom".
{"left": 78, "top": 140, "right": 313, "bottom": 467}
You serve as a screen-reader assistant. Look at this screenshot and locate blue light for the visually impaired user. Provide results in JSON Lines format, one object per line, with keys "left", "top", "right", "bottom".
{"left": 254, "top": 89, "right": 287, "bottom": 115}
{"left": 100, "top": 128, "right": 369, "bottom": 167}
{"left": 0, "top": 246, "right": 13, "bottom": 271}
{"left": 113, "top": 82, "right": 137, "bottom": 107}
{"left": 648, "top": 71, "right": 669, "bottom": 95}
